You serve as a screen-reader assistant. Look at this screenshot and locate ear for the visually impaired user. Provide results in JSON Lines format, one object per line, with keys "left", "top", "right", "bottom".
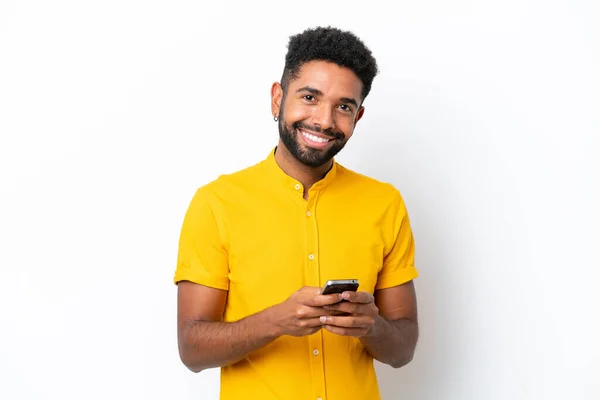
{"left": 354, "top": 106, "right": 365, "bottom": 125}
{"left": 271, "top": 82, "right": 283, "bottom": 119}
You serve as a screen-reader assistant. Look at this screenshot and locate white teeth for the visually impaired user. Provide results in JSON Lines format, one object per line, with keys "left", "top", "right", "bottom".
{"left": 302, "top": 131, "right": 331, "bottom": 143}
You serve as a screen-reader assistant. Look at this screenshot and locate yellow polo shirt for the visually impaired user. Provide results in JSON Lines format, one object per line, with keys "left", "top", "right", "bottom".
{"left": 174, "top": 147, "right": 418, "bottom": 400}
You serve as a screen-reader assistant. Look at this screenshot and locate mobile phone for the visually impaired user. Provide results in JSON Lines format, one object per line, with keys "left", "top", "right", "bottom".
{"left": 321, "top": 279, "right": 359, "bottom": 295}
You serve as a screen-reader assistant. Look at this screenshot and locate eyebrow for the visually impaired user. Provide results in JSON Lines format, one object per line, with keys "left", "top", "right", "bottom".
{"left": 296, "top": 86, "right": 359, "bottom": 108}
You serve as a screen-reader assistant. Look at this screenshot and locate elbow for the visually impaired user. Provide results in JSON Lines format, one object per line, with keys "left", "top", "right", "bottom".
{"left": 179, "top": 352, "right": 206, "bottom": 373}
{"left": 389, "top": 346, "right": 416, "bottom": 369}
{"left": 390, "top": 324, "right": 418, "bottom": 368}
{"left": 181, "top": 352, "right": 202, "bottom": 373}
{"left": 178, "top": 341, "right": 207, "bottom": 373}
{"left": 178, "top": 324, "right": 213, "bottom": 373}
{"left": 186, "top": 365, "right": 204, "bottom": 374}
{"left": 390, "top": 353, "right": 414, "bottom": 369}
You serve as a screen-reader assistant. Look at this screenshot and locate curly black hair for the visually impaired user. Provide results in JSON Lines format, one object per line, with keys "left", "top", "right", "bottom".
{"left": 281, "top": 26, "right": 379, "bottom": 103}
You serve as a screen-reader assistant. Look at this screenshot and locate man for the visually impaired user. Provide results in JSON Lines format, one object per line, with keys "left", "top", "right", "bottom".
{"left": 174, "top": 26, "right": 419, "bottom": 400}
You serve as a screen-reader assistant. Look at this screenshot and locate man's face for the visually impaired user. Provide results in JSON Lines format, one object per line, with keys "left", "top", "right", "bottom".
{"left": 274, "top": 60, "right": 365, "bottom": 168}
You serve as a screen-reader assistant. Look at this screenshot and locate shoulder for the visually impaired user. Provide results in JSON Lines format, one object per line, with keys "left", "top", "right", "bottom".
{"left": 334, "top": 163, "right": 403, "bottom": 202}
{"left": 191, "top": 158, "right": 265, "bottom": 203}
{"left": 332, "top": 163, "right": 411, "bottom": 221}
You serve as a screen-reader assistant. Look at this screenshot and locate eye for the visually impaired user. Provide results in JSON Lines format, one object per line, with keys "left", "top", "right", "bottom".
{"left": 339, "top": 104, "right": 352, "bottom": 112}
{"left": 303, "top": 95, "right": 315, "bottom": 101}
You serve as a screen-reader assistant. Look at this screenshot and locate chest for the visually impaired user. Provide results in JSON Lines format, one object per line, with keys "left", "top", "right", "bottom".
{"left": 223, "top": 191, "right": 389, "bottom": 317}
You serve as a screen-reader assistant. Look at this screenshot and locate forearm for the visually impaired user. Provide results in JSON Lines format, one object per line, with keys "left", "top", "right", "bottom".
{"left": 179, "top": 307, "right": 280, "bottom": 372}
{"left": 360, "top": 315, "right": 418, "bottom": 368}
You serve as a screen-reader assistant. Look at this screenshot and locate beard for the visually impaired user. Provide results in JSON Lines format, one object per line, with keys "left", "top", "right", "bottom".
{"left": 278, "top": 117, "right": 348, "bottom": 168}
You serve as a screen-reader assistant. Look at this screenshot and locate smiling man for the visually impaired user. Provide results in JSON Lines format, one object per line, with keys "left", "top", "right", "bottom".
{"left": 174, "top": 26, "right": 419, "bottom": 400}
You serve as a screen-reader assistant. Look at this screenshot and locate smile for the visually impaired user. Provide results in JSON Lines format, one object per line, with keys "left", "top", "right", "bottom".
{"left": 299, "top": 129, "right": 334, "bottom": 147}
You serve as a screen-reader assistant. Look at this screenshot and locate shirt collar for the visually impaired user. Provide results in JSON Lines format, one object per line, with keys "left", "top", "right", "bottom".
{"left": 262, "top": 146, "right": 338, "bottom": 192}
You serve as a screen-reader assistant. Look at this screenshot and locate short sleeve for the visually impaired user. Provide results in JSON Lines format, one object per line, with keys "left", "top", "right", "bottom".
{"left": 173, "top": 187, "right": 229, "bottom": 290}
{"left": 375, "top": 189, "right": 418, "bottom": 290}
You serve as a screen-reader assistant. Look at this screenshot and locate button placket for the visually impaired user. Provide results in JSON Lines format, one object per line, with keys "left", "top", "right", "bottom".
{"left": 305, "top": 191, "right": 325, "bottom": 400}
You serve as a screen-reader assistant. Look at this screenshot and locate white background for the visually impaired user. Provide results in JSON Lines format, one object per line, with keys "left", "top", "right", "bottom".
{"left": 1, "top": 1, "right": 599, "bottom": 399}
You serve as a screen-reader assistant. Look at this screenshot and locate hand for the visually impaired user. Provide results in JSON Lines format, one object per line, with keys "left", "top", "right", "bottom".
{"left": 269, "top": 286, "right": 342, "bottom": 337}
{"left": 319, "top": 291, "right": 379, "bottom": 337}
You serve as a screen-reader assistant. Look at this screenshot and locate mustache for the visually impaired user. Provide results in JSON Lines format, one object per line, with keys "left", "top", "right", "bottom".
{"left": 293, "top": 121, "right": 345, "bottom": 140}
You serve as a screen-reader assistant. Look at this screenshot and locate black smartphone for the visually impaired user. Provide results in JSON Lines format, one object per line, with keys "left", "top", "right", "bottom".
{"left": 321, "top": 279, "right": 359, "bottom": 295}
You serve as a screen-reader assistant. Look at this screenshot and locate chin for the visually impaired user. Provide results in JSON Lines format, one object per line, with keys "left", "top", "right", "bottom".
{"left": 297, "top": 150, "right": 333, "bottom": 168}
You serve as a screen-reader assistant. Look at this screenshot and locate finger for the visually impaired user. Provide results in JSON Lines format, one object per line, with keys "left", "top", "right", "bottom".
{"left": 296, "top": 306, "right": 337, "bottom": 319}
{"left": 340, "top": 291, "right": 374, "bottom": 304}
{"left": 323, "top": 301, "right": 358, "bottom": 314}
{"left": 319, "top": 315, "right": 373, "bottom": 329}
{"left": 307, "top": 293, "right": 343, "bottom": 307}
{"left": 301, "top": 286, "right": 327, "bottom": 297}
{"left": 297, "top": 317, "right": 329, "bottom": 328}
{"left": 322, "top": 325, "right": 365, "bottom": 337}
{"left": 329, "top": 310, "right": 351, "bottom": 317}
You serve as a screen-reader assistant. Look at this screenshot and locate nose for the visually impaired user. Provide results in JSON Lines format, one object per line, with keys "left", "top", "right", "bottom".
{"left": 311, "top": 104, "right": 335, "bottom": 131}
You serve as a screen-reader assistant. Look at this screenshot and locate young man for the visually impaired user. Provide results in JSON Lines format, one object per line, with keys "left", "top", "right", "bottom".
{"left": 174, "top": 26, "right": 419, "bottom": 400}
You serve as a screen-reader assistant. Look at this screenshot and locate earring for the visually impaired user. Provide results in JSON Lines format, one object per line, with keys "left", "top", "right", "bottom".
{"left": 273, "top": 115, "right": 279, "bottom": 122}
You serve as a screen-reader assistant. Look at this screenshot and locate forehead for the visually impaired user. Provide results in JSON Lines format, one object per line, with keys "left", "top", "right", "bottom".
{"left": 289, "top": 60, "right": 363, "bottom": 100}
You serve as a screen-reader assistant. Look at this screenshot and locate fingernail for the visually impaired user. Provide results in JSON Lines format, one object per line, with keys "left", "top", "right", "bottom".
{"left": 320, "top": 316, "right": 327, "bottom": 323}
{"left": 341, "top": 292, "right": 350, "bottom": 299}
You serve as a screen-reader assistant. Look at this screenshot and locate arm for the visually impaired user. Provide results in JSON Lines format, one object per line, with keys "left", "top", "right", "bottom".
{"left": 358, "top": 187, "right": 419, "bottom": 367}
{"left": 359, "top": 281, "right": 418, "bottom": 368}
{"left": 321, "top": 280, "right": 418, "bottom": 368}
{"left": 177, "top": 281, "right": 279, "bottom": 373}
{"left": 175, "top": 190, "right": 285, "bottom": 372}
{"left": 177, "top": 281, "right": 341, "bottom": 373}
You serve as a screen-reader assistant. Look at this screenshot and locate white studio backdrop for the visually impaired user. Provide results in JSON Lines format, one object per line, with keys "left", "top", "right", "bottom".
{"left": 1, "top": 1, "right": 599, "bottom": 399}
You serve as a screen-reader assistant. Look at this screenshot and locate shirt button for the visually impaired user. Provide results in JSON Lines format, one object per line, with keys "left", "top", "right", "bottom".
{"left": 294, "top": 184, "right": 301, "bottom": 190}
{"left": 313, "top": 349, "right": 319, "bottom": 356}
{"left": 308, "top": 254, "right": 314, "bottom": 260}
{"left": 306, "top": 211, "right": 311, "bottom": 216}
{"left": 317, "top": 398, "right": 322, "bottom": 400}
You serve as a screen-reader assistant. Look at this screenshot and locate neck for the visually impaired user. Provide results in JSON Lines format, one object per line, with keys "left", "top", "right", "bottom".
{"left": 274, "top": 140, "right": 333, "bottom": 198}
